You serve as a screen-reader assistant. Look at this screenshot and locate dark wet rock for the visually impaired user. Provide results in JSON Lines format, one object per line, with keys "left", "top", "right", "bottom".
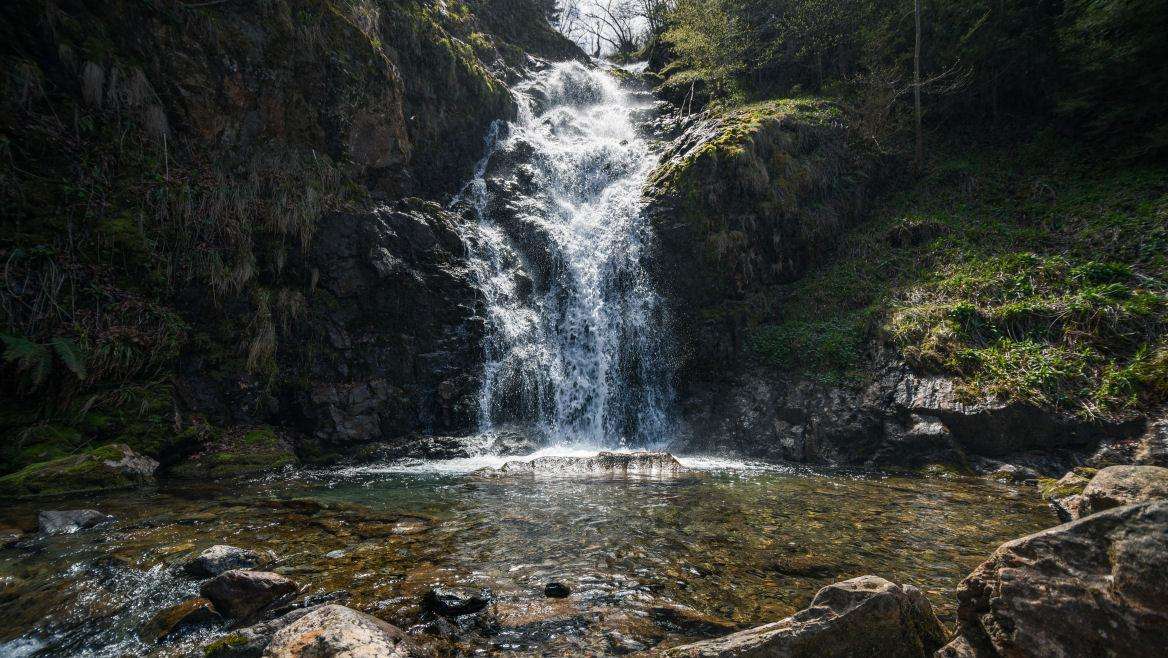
{"left": 1, "top": 444, "right": 157, "bottom": 498}
{"left": 649, "top": 603, "right": 736, "bottom": 637}
{"left": 475, "top": 452, "right": 686, "bottom": 477}
{"left": 422, "top": 587, "right": 491, "bottom": 617}
{"left": 607, "top": 630, "right": 649, "bottom": 654}
{"left": 487, "top": 425, "right": 541, "bottom": 456}
{"left": 200, "top": 570, "right": 300, "bottom": 620}
{"left": 950, "top": 501, "right": 1168, "bottom": 657}
{"left": 672, "top": 363, "right": 1143, "bottom": 469}
{"left": 0, "top": 527, "right": 24, "bottom": 548}
{"left": 184, "top": 545, "right": 267, "bottom": 578}
{"left": 1074, "top": 465, "right": 1168, "bottom": 519}
{"left": 37, "top": 509, "right": 114, "bottom": 534}
{"left": 138, "top": 597, "right": 221, "bottom": 642}
{"left": 262, "top": 604, "right": 422, "bottom": 657}
{"left": 766, "top": 555, "right": 850, "bottom": 579}
{"left": 661, "top": 575, "right": 945, "bottom": 658}
{"left": 543, "top": 582, "right": 570, "bottom": 598}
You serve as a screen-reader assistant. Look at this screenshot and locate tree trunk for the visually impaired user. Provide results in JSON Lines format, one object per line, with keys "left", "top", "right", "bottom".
{"left": 914, "top": 0, "right": 923, "bottom": 172}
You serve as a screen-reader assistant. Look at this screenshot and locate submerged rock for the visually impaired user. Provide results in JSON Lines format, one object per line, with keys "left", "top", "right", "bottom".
{"left": 660, "top": 575, "right": 945, "bottom": 658}
{"left": 200, "top": 570, "right": 299, "bottom": 620}
{"left": 262, "top": 604, "right": 421, "bottom": 657}
{"left": 138, "top": 597, "right": 221, "bottom": 642}
{"left": 543, "top": 582, "right": 570, "bottom": 598}
{"left": 947, "top": 500, "right": 1168, "bottom": 657}
{"left": 184, "top": 545, "right": 267, "bottom": 578}
{"left": 475, "top": 451, "right": 686, "bottom": 477}
{"left": 422, "top": 586, "right": 491, "bottom": 617}
{"left": 37, "top": 509, "right": 114, "bottom": 534}
{"left": 1, "top": 444, "right": 157, "bottom": 498}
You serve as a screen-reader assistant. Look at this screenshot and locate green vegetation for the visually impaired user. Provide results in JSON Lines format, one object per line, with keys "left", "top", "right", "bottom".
{"left": 751, "top": 138, "right": 1168, "bottom": 414}
{"left": 166, "top": 426, "right": 297, "bottom": 479}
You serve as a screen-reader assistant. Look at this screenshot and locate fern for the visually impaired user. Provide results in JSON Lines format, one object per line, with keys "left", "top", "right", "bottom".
{"left": 1, "top": 333, "right": 52, "bottom": 386}
{"left": 50, "top": 337, "right": 88, "bottom": 381}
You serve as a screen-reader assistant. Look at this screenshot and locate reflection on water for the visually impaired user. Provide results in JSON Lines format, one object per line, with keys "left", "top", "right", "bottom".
{"left": 0, "top": 460, "right": 1055, "bottom": 656}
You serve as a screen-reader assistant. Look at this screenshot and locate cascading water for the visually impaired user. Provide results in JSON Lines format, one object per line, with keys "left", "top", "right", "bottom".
{"left": 453, "top": 61, "right": 673, "bottom": 449}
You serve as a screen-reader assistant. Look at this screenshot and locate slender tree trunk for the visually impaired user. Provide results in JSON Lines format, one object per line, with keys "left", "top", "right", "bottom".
{"left": 914, "top": 0, "right": 923, "bottom": 172}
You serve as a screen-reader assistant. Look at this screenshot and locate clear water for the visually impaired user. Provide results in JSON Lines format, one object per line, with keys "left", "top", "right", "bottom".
{"left": 0, "top": 459, "right": 1055, "bottom": 656}
{"left": 453, "top": 61, "right": 673, "bottom": 448}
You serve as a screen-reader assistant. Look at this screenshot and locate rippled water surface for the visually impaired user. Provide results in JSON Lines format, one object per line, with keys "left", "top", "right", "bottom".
{"left": 0, "top": 456, "right": 1055, "bottom": 656}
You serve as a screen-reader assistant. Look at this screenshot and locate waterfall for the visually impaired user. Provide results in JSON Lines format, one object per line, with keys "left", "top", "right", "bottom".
{"left": 453, "top": 61, "right": 672, "bottom": 449}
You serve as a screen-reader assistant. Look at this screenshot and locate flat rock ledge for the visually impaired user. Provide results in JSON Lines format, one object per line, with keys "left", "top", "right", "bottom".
{"left": 659, "top": 575, "right": 946, "bottom": 658}
{"left": 473, "top": 451, "right": 686, "bottom": 478}
{"left": 943, "top": 500, "right": 1168, "bottom": 657}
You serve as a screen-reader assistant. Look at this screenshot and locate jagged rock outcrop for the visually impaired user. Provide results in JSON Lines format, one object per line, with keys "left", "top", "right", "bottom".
{"left": 673, "top": 363, "right": 1143, "bottom": 469}
{"left": 660, "top": 575, "right": 946, "bottom": 658}
{"left": 943, "top": 501, "right": 1168, "bottom": 657}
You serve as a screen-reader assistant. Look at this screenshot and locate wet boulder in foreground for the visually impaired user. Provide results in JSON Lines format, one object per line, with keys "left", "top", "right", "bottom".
{"left": 475, "top": 451, "right": 686, "bottom": 477}
{"left": 661, "top": 575, "right": 945, "bottom": 658}
{"left": 200, "top": 569, "right": 299, "bottom": 620}
{"left": 262, "top": 604, "right": 422, "bottom": 658}
{"left": 942, "top": 500, "right": 1168, "bottom": 657}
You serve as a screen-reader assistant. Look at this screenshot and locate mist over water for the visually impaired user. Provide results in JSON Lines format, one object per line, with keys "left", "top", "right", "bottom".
{"left": 454, "top": 61, "right": 673, "bottom": 449}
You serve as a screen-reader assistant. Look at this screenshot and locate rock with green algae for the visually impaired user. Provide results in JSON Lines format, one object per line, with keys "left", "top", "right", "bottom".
{"left": 138, "top": 598, "right": 221, "bottom": 642}
{"left": 0, "top": 443, "right": 157, "bottom": 498}
{"left": 167, "top": 428, "right": 297, "bottom": 480}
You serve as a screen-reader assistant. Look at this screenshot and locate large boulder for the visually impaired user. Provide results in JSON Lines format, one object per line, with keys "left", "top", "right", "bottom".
{"left": 262, "top": 604, "right": 421, "bottom": 658}
{"left": 0, "top": 444, "right": 157, "bottom": 498}
{"left": 37, "top": 509, "right": 115, "bottom": 534}
{"left": 184, "top": 545, "right": 268, "bottom": 578}
{"left": 661, "top": 575, "right": 946, "bottom": 657}
{"left": 1078, "top": 465, "right": 1168, "bottom": 517}
{"left": 200, "top": 570, "right": 299, "bottom": 620}
{"left": 946, "top": 500, "right": 1168, "bottom": 657}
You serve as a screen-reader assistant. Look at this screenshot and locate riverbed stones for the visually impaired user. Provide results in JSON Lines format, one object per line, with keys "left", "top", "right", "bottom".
{"left": 200, "top": 570, "right": 300, "bottom": 620}
{"left": 37, "top": 509, "right": 114, "bottom": 534}
{"left": 262, "top": 604, "right": 421, "bottom": 657}
{"left": 139, "top": 597, "right": 221, "bottom": 642}
{"left": 184, "top": 545, "right": 267, "bottom": 578}
{"left": 475, "top": 451, "right": 686, "bottom": 477}
{"left": 422, "top": 586, "right": 491, "bottom": 617}
{"left": 660, "top": 575, "right": 946, "bottom": 658}
{"left": 948, "top": 500, "right": 1168, "bottom": 657}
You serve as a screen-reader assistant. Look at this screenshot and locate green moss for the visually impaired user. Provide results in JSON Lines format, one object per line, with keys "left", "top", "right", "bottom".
{"left": 167, "top": 426, "right": 297, "bottom": 480}
{"left": 0, "top": 443, "right": 149, "bottom": 498}
{"left": 1037, "top": 467, "right": 1098, "bottom": 499}
{"left": 203, "top": 633, "right": 248, "bottom": 657}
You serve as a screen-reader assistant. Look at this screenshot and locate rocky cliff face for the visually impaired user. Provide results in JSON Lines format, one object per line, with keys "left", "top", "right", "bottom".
{"left": 644, "top": 96, "right": 1153, "bottom": 470}
{"left": 0, "top": 0, "right": 582, "bottom": 480}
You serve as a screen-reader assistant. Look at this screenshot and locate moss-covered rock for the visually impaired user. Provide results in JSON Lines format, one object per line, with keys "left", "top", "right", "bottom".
{"left": 167, "top": 427, "right": 297, "bottom": 480}
{"left": 645, "top": 99, "right": 875, "bottom": 381}
{"left": 0, "top": 443, "right": 158, "bottom": 498}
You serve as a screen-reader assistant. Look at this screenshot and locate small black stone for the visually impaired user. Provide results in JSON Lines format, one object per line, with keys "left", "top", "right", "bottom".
{"left": 544, "top": 582, "right": 571, "bottom": 598}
